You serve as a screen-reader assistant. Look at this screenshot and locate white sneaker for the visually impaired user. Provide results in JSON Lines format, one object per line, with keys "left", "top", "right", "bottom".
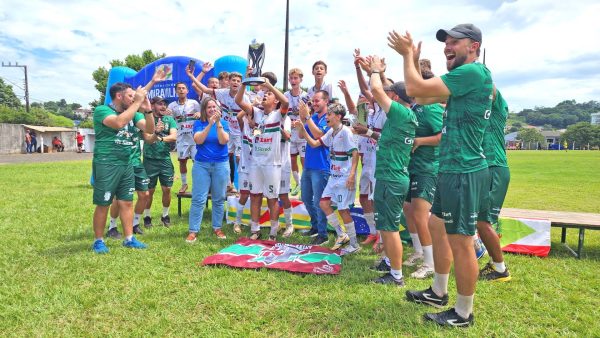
{"left": 403, "top": 252, "right": 424, "bottom": 267}
{"left": 282, "top": 224, "right": 294, "bottom": 238}
{"left": 410, "top": 264, "right": 434, "bottom": 279}
{"left": 331, "top": 233, "right": 350, "bottom": 250}
{"left": 340, "top": 245, "right": 361, "bottom": 256}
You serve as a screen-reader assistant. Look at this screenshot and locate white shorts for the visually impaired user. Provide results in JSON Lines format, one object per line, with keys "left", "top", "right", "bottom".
{"left": 290, "top": 140, "right": 306, "bottom": 157}
{"left": 322, "top": 182, "right": 355, "bottom": 211}
{"left": 228, "top": 134, "right": 242, "bottom": 157}
{"left": 238, "top": 171, "right": 251, "bottom": 193}
{"left": 279, "top": 170, "right": 291, "bottom": 194}
{"left": 359, "top": 168, "right": 376, "bottom": 200}
{"left": 249, "top": 165, "right": 281, "bottom": 199}
{"left": 177, "top": 142, "right": 196, "bottom": 160}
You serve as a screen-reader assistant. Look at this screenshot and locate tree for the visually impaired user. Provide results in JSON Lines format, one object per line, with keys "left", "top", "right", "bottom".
{"left": 561, "top": 122, "right": 598, "bottom": 148}
{"left": 0, "top": 78, "right": 22, "bottom": 109}
{"left": 91, "top": 49, "right": 166, "bottom": 107}
{"left": 518, "top": 128, "right": 545, "bottom": 146}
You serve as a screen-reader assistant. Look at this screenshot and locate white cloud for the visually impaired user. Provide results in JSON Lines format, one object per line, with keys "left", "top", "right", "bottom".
{"left": 0, "top": 0, "right": 598, "bottom": 112}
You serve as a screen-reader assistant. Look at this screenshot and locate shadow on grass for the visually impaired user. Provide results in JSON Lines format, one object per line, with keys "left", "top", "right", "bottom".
{"left": 42, "top": 242, "right": 92, "bottom": 257}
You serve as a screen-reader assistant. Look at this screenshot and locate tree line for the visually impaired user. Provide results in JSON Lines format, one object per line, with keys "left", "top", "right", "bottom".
{"left": 516, "top": 99, "right": 599, "bottom": 129}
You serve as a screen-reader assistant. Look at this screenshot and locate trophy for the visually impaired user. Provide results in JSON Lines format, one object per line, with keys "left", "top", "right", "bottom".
{"left": 243, "top": 39, "right": 266, "bottom": 86}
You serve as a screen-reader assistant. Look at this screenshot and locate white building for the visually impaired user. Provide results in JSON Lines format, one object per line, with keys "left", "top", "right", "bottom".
{"left": 591, "top": 112, "right": 600, "bottom": 125}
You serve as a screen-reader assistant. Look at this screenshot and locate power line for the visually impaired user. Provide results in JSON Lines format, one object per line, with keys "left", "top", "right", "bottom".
{"left": 0, "top": 75, "right": 25, "bottom": 91}
{"left": 1, "top": 61, "right": 30, "bottom": 113}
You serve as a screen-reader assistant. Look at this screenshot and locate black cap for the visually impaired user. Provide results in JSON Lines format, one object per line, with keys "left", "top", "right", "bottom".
{"left": 151, "top": 96, "right": 166, "bottom": 104}
{"left": 383, "top": 82, "right": 412, "bottom": 104}
{"left": 436, "top": 23, "right": 482, "bottom": 43}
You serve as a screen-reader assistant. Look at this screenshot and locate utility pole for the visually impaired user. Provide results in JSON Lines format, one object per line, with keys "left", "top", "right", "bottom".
{"left": 283, "top": 0, "right": 290, "bottom": 92}
{"left": 1, "top": 61, "right": 30, "bottom": 113}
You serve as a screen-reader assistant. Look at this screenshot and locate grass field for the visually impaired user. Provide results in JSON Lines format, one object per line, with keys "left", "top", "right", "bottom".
{"left": 0, "top": 150, "right": 599, "bottom": 336}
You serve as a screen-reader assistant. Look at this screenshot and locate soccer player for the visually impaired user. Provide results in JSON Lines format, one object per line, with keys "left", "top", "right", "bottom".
{"left": 306, "top": 61, "right": 333, "bottom": 100}
{"left": 477, "top": 88, "right": 511, "bottom": 282}
{"left": 142, "top": 96, "right": 178, "bottom": 228}
{"left": 235, "top": 76, "right": 289, "bottom": 240}
{"left": 295, "top": 103, "right": 359, "bottom": 254}
{"left": 91, "top": 71, "right": 164, "bottom": 253}
{"left": 233, "top": 103, "right": 254, "bottom": 234}
{"left": 168, "top": 82, "right": 201, "bottom": 194}
{"left": 390, "top": 24, "right": 492, "bottom": 327}
{"left": 279, "top": 113, "right": 295, "bottom": 237}
{"left": 284, "top": 68, "right": 308, "bottom": 195}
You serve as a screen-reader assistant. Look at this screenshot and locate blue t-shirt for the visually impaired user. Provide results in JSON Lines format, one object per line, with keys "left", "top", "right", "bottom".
{"left": 304, "top": 111, "right": 330, "bottom": 171}
{"left": 193, "top": 119, "right": 230, "bottom": 162}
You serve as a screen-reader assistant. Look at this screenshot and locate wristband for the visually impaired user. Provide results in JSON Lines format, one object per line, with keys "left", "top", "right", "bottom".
{"left": 371, "top": 71, "right": 380, "bottom": 74}
{"left": 366, "top": 129, "right": 374, "bottom": 137}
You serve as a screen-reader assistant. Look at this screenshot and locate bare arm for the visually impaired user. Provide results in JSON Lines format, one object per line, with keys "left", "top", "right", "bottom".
{"left": 186, "top": 62, "right": 215, "bottom": 96}
{"left": 263, "top": 78, "right": 289, "bottom": 113}
{"left": 412, "top": 132, "right": 441, "bottom": 153}
{"left": 368, "top": 56, "right": 393, "bottom": 113}
{"left": 354, "top": 49, "right": 374, "bottom": 101}
{"left": 346, "top": 149, "right": 358, "bottom": 189}
{"left": 294, "top": 120, "right": 320, "bottom": 148}
{"left": 338, "top": 80, "right": 356, "bottom": 114}
{"left": 102, "top": 87, "right": 147, "bottom": 129}
{"left": 235, "top": 83, "right": 253, "bottom": 115}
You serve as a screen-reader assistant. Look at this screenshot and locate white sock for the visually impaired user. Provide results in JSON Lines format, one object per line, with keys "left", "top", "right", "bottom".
{"left": 96, "top": 237, "right": 104, "bottom": 242}
{"left": 250, "top": 221, "right": 260, "bottom": 233}
{"left": 455, "top": 294, "right": 474, "bottom": 319}
{"left": 364, "top": 212, "right": 376, "bottom": 235}
{"left": 410, "top": 232, "right": 423, "bottom": 254}
{"left": 126, "top": 235, "right": 133, "bottom": 241}
{"left": 284, "top": 207, "right": 293, "bottom": 226}
{"left": 390, "top": 268, "right": 403, "bottom": 280}
{"left": 422, "top": 245, "right": 434, "bottom": 267}
{"left": 108, "top": 217, "right": 118, "bottom": 230}
{"left": 345, "top": 221, "right": 357, "bottom": 246}
{"left": 181, "top": 173, "right": 188, "bottom": 185}
{"left": 133, "top": 213, "right": 141, "bottom": 226}
{"left": 326, "top": 213, "right": 344, "bottom": 237}
{"left": 236, "top": 203, "right": 244, "bottom": 223}
{"left": 383, "top": 256, "right": 390, "bottom": 266}
{"left": 432, "top": 273, "right": 449, "bottom": 297}
{"left": 493, "top": 261, "right": 506, "bottom": 273}
{"left": 292, "top": 171, "right": 300, "bottom": 186}
{"left": 144, "top": 209, "right": 151, "bottom": 217}
{"left": 270, "top": 219, "right": 279, "bottom": 236}
{"left": 162, "top": 207, "right": 169, "bottom": 217}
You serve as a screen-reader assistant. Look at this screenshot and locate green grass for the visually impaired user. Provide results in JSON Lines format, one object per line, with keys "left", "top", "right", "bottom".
{"left": 1, "top": 151, "right": 599, "bottom": 336}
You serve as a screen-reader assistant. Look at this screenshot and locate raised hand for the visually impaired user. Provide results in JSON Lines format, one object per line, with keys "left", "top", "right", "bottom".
{"left": 152, "top": 68, "right": 166, "bottom": 82}
{"left": 134, "top": 86, "right": 148, "bottom": 103}
{"left": 337, "top": 80, "right": 349, "bottom": 93}
{"left": 369, "top": 55, "right": 384, "bottom": 73}
{"left": 298, "top": 100, "right": 310, "bottom": 121}
{"left": 387, "top": 30, "right": 414, "bottom": 57}
{"left": 140, "top": 95, "right": 151, "bottom": 112}
{"left": 202, "top": 62, "right": 213, "bottom": 73}
{"left": 155, "top": 120, "right": 165, "bottom": 133}
{"left": 413, "top": 41, "right": 422, "bottom": 65}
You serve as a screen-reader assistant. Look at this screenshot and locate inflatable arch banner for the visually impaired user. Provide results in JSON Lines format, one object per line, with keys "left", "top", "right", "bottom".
{"left": 104, "top": 55, "right": 247, "bottom": 105}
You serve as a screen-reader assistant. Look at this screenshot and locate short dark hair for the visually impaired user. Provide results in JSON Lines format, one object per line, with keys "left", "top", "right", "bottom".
{"left": 262, "top": 71, "right": 277, "bottom": 86}
{"left": 218, "top": 71, "right": 230, "bottom": 80}
{"left": 175, "top": 82, "right": 187, "bottom": 89}
{"left": 315, "top": 89, "right": 329, "bottom": 101}
{"left": 109, "top": 82, "right": 132, "bottom": 100}
{"left": 312, "top": 60, "right": 327, "bottom": 71}
{"left": 229, "top": 72, "right": 243, "bottom": 81}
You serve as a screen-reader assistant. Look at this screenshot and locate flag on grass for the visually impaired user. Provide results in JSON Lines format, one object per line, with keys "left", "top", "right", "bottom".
{"left": 202, "top": 238, "right": 342, "bottom": 275}
{"left": 499, "top": 217, "right": 551, "bottom": 257}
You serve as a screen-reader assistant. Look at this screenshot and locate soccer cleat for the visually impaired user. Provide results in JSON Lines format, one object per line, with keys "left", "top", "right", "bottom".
{"left": 214, "top": 229, "right": 227, "bottom": 239}
{"left": 361, "top": 234, "right": 378, "bottom": 245}
{"left": 143, "top": 216, "right": 152, "bottom": 228}
{"left": 92, "top": 240, "right": 109, "bottom": 254}
{"left": 410, "top": 265, "right": 435, "bottom": 279}
{"left": 340, "top": 245, "right": 361, "bottom": 256}
{"left": 133, "top": 225, "right": 144, "bottom": 235}
{"left": 282, "top": 224, "right": 294, "bottom": 238}
{"left": 331, "top": 233, "right": 350, "bottom": 250}
{"left": 372, "top": 273, "right": 405, "bottom": 286}
{"left": 403, "top": 252, "right": 424, "bottom": 267}
{"left": 302, "top": 228, "right": 319, "bottom": 238}
{"left": 474, "top": 235, "right": 487, "bottom": 260}
{"left": 160, "top": 215, "right": 171, "bottom": 227}
{"left": 369, "top": 258, "right": 391, "bottom": 273}
{"left": 122, "top": 236, "right": 147, "bottom": 249}
{"left": 186, "top": 233, "right": 197, "bottom": 243}
{"left": 233, "top": 223, "right": 242, "bottom": 234}
{"left": 405, "top": 286, "right": 449, "bottom": 308}
{"left": 290, "top": 185, "right": 301, "bottom": 196}
{"left": 106, "top": 227, "right": 122, "bottom": 239}
{"left": 479, "top": 262, "right": 512, "bottom": 282}
{"left": 310, "top": 236, "right": 329, "bottom": 246}
{"left": 424, "top": 308, "right": 474, "bottom": 328}
{"left": 250, "top": 231, "right": 262, "bottom": 240}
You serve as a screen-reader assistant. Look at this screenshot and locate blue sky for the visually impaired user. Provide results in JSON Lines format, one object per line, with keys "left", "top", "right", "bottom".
{"left": 0, "top": 0, "right": 599, "bottom": 112}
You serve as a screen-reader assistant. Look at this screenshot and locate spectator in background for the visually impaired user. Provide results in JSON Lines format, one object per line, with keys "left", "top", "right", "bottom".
{"left": 52, "top": 136, "right": 65, "bottom": 152}
{"left": 30, "top": 131, "right": 38, "bottom": 153}
{"left": 76, "top": 132, "right": 85, "bottom": 153}
{"left": 25, "top": 129, "right": 32, "bottom": 154}
{"left": 186, "top": 97, "right": 230, "bottom": 243}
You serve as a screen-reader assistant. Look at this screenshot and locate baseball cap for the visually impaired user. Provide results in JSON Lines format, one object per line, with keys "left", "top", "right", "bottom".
{"left": 436, "top": 23, "right": 482, "bottom": 43}
{"left": 383, "top": 82, "right": 412, "bottom": 104}
{"left": 151, "top": 96, "right": 166, "bottom": 104}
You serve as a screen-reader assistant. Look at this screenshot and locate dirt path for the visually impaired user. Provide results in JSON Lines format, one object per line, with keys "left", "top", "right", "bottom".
{"left": 0, "top": 152, "right": 93, "bottom": 164}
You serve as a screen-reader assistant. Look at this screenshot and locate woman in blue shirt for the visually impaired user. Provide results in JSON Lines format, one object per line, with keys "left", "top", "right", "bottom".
{"left": 186, "top": 98, "right": 230, "bottom": 242}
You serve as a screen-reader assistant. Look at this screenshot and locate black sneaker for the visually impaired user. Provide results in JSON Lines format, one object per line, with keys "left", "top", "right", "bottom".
{"left": 143, "top": 216, "right": 152, "bottom": 228}
{"left": 106, "top": 227, "right": 121, "bottom": 239}
{"left": 406, "top": 286, "right": 449, "bottom": 308}
{"left": 372, "top": 273, "right": 405, "bottom": 286}
{"left": 369, "top": 258, "right": 391, "bottom": 273}
{"left": 161, "top": 215, "right": 171, "bottom": 227}
{"left": 310, "top": 235, "right": 329, "bottom": 246}
{"left": 424, "top": 308, "right": 474, "bottom": 328}
{"left": 133, "top": 225, "right": 144, "bottom": 235}
{"left": 302, "top": 228, "right": 319, "bottom": 238}
{"left": 479, "top": 262, "right": 511, "bottom": 282}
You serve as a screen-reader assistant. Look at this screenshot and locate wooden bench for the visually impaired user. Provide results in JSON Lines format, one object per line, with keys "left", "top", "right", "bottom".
{"left": 500, "top": 208, "right": 600, "bottom": 259}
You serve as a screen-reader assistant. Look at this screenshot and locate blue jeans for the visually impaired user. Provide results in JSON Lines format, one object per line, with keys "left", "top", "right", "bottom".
{"left": 301, "top": 169, "right": 329, "bottom": 237}
{"left": 189, "top": 160, "right": 230, "bottom": 233}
